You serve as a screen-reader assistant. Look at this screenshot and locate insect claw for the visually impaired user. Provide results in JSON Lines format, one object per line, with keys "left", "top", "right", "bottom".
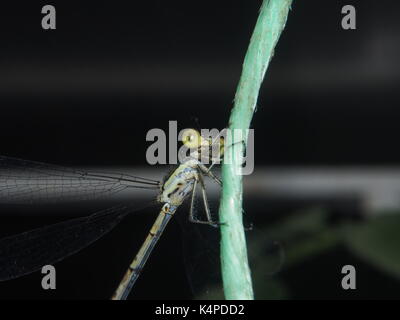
{"left": 244, "top": 222, "right": 254, "bottom": 231}
{"left": 211, "top": 221, "right": 226, "bottom": 228}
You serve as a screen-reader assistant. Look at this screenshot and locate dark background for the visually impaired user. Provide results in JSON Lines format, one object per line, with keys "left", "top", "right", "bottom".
{"left": 0, "top": 0, "right": 399, "bottom": 299}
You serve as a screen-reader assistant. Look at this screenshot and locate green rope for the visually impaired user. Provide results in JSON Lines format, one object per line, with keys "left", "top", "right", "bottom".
{"left": 218, "top": 0, "right": 293, "bottom": 300}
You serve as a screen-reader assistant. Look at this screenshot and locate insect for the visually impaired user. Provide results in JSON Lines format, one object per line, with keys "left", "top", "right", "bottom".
{"left": 0, "top": 128, "right": 226, "bottom": 300}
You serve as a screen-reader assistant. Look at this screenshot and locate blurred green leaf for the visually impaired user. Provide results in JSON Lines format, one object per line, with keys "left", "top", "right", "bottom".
{"left": 248, "top": 207, "right": 338, "bottom": 268}
{"left": 345, "top": 213, "right": 400, "bottom": 279}
{"left": 260, "top": 207, "right": 330, "bottom": 241}
{"left": 253, "top": 276, "right": 289, "bottom": 299}
{"left": 284, "top": 228, "right": 341, "bottom": 267}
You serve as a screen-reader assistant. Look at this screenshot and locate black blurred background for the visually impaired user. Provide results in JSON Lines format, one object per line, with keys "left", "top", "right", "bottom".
{"left": 0, "top": 0, "right": 400, "bottom": 299}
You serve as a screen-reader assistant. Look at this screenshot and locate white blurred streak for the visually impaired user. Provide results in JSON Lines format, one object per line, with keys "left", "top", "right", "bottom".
{"left": 3, "top": 166, "right": 400, "bottom": 214}
{"left": 63, "top": 166, "right": 400, "bottom": 213}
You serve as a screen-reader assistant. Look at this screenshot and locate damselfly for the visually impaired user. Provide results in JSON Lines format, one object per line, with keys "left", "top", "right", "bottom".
{"left": 0, "top": 128, "right": 225, "bottom": 300}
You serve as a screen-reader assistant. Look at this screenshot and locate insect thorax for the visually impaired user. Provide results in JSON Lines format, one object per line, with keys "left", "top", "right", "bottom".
{"left": 158, "top": 159, "right": 199, "bottom": 206}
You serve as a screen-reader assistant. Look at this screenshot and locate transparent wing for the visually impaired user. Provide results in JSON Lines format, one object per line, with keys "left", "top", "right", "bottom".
{"left": 0, "top": 203, "right": 143, "bottom": 281}
{"left": 179, "top": 215, "right": 223, "bottom": 299}
{"left": 0, "top": 155, "right": 160, "bottom": 204}
{"left": 178, "top": 183, "right": 223, "bottom": 299}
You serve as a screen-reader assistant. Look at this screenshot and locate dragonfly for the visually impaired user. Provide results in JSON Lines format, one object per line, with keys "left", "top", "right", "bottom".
{"left": 0, "top": 128, "right": 226, "bottom": 300}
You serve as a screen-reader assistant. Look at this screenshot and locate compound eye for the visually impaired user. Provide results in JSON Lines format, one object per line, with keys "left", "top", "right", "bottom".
{"left": 181, "top": 129, "right": 201, "bottom": 149}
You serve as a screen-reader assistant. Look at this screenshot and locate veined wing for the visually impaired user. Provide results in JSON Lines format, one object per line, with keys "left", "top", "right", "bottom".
{"left": 0, "top": 155, "right": 160, "bottom": 204}
{"left": 0, "top": 203, "right": 149, "bottom": 281}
